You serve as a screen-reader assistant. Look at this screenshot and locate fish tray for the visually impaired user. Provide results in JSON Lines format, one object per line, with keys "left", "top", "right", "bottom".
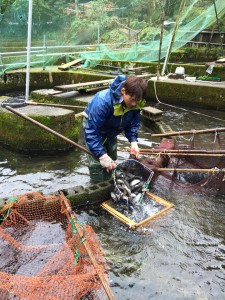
{"left": 101, "top": 191, "right": 174, "bottom": 230}
{"left": 113, "top": 159, "right": 154, "bottom": 206}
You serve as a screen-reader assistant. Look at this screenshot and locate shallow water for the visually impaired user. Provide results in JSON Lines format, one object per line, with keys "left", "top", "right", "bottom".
{"left": 0, "top": 100, "right": 225, "bottom": 299}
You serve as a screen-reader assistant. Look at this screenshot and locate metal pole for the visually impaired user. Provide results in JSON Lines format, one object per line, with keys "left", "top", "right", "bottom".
{"left": 98, "top": 24, "right": 100, "bottom": 45}
{"left": 25, "top": 0, "right": 33, "bottom": 102}
{"left": 157, "top": 0, "right": 167, "bottom": 79}
{"left": 75, "top": 0, "right": 79, "bottom": 17}
{"left": 43, "top": 34, "right": 46, "bottom": 70}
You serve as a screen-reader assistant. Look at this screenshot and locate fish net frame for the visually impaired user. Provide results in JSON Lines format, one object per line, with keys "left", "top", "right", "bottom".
{"left": 113, "top": 158, "right": 154, "bottom": 205}
{"left": 101, "top": 191, "right": 174, "bottom": 230}
{"left": 0, "top": 192, "right": 109, "bottom": 300}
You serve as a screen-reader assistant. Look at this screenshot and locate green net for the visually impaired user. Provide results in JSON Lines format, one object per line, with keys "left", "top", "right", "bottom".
{"left": 0, "top": 0, "right": 224, "bottom": 75}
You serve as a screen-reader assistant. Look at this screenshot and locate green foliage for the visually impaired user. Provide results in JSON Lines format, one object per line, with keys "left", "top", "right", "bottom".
{"left": 0, "top": 0, "right": 224, "bottom": 71}
{"left": 139, "top": 26, "right": 161, "bottom": 42}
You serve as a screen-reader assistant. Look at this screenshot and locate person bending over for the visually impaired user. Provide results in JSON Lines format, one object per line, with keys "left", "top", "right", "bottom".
{"left": 83, "top": 75, "right": 147, "bottom": 182}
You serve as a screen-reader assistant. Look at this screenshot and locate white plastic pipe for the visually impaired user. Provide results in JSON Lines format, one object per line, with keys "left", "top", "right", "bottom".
{"left": 25, "top": 0, "right": 33, "bottom": 102}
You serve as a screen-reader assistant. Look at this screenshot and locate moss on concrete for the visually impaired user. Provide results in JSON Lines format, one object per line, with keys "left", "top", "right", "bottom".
{"left": 148, "top": 79, "right": 225, "bottom": 111}
{"left": 0, "top": 108, "right": 83, "bottom": 153}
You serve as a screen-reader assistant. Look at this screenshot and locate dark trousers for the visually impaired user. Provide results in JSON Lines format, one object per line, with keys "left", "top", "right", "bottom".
{"left": 83, "top": 117, "right": 117, "bottom": 183}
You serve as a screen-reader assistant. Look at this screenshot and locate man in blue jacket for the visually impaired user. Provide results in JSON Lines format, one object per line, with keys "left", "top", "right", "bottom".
{"left": 83, "top": 75, "right": 147, "bottom": 182}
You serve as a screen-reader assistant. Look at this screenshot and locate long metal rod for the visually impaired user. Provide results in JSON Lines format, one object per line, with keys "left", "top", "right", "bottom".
{"left": 60, "top": 192, "right": 115, "bottom": 300}
{"left": 157, "top": 0, "right": 167, "bottom": 79}
{"left": 151, "top": 127, "right": 225, "bottom": 138}
{"left": 27, "top": 102, "right": 86, "bottom": 110}
{"left": 5, "top": 106, "right": 98, "bottom": 160}
{"left": 25, "top": 0, "right": 33, "bottom": 102}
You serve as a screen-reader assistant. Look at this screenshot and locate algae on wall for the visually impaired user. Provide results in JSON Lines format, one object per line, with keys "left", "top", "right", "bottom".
{"left": 0, "top": 108, "right": 83, "bottom": 153}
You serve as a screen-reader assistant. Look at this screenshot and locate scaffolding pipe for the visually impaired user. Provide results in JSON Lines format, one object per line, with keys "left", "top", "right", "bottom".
{"left": 157, "top": 0, "right": 167, "bottom": 79}
{"left": 25, "top": 0, "right": 33, "bottom": 102}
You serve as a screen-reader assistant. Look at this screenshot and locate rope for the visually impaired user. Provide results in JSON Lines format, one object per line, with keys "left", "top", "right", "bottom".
{"left": 153, "top": 77, "right": 225, "bottom": 123}
{"left": 69, "top": 216, "right": 86, "bottom": 265}
{"left": 213, "top": 128, "right": 218, "bottom": 144}
{"left": 0, "top": 197, "right": 18, "bottom": 221}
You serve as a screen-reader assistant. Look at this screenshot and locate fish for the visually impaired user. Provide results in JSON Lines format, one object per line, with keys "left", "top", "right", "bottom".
{"left": 112, "top": 164, "right": 150, "bottom": 208}
{"left": 110, "top": 191, "right": 119, "bottom": 202}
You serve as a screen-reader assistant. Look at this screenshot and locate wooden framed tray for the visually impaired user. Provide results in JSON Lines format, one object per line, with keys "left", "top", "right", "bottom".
{"left": 101, "top": 191, "right": 174, "bottom": 230}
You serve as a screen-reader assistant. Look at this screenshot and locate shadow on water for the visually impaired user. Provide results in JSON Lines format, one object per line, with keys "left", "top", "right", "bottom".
{"left": 0, "top": 102, "right": 225, "bottom": 299}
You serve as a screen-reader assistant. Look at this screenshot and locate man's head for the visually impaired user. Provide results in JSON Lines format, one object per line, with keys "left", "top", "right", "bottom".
{"left": 121, "top": 76, "right": 147, "bottom": 108}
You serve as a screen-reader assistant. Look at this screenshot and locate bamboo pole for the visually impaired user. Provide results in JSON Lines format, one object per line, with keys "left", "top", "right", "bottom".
{"left": 60, "top": 192, "right": 115, "bottom": 300}
{"left": 155, "top": 167, "right": 223, "bottom": 173}
{"left": 151, "top": 127, "right": 225, "bottom": 138}
{"left": 5, "top": 106, "right": 98, "bottom": 160}
{"left": 118, "top": 148, "right": 225, "bottom": 155}
{"left": 141, "top": 152, "right": 225, "bottom": 157}
{"left": 161, "top": 0, "right": 186, "bottom": 75}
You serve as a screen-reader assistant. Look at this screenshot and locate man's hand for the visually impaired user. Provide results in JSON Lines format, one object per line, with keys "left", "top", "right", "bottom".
{"left": 99, "top": 154, "right": 116, "bottom": 171}
{"left": 130, "top": 141, "right": 139, "bottom": 158}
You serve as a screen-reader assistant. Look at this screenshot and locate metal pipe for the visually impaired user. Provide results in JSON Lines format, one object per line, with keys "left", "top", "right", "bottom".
{"left": 157, "top": 0, "right": 167, "bottom": 79}
{"left": 25, "top": 0, "right": 33, "bottom": 102}
{"left": 27, "top": 102, "right": 85, "bottom": 110}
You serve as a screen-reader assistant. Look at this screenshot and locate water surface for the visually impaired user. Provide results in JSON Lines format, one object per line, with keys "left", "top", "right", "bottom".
{"left": 0, "top": 101, "right": 225, "bottom": 299}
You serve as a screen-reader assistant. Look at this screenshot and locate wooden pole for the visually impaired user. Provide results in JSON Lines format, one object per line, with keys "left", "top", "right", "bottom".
{"left": 151, "top": 127, "right": 225, "bottom": 138}
{"left": 60, "top": 192, "right": 115, "bottom": 300}
{"left": 5, "top": 106, "right": 98, "bottom": 160}
{"left": 118, "top": 148, "right": 225, "bottom": 155}
{"left": 140, "top": 152, "right": 225, "bottom": 157}
{"left": 155, "top": 167, "right": 223, "bottom": 173}
{"left": 161, "top": 0, "right": 186, "bottom": 75}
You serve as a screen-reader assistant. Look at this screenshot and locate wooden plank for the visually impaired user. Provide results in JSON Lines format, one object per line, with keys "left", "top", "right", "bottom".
{"left": 216, "top": 57, "right": 225, "bottom": 63}
{"left": 101, "top": 191, "right": 174, "bottom": 230}
{"left": 48, "top": 90, "right": 64, "bottom": 95}
{"left": 54, "top": 79, "right": 112, "bottom": 91}
{"left": 54, "top": 74, "right": 153, "bottom": 92}
{"left": 58, "top": 59, "right": 83, "bottom": 71}
{"left": 101, "top": 200, "right": 137, "bottom": 228}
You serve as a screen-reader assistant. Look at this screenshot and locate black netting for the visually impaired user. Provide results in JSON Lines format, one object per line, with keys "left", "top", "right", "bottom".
{"left": 112, "top": 159, "right": 154, "bottom": 208}
{"left": 1, "top": 97, "right": 26, "bottom": 108}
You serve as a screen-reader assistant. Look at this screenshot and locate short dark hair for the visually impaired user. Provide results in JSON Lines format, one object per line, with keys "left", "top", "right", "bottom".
{"left": 123, "top": 76, "right": 147, "bottom": 100}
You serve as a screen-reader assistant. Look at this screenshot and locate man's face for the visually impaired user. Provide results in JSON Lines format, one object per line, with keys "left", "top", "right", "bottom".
{"left": 121, "top": 88, "right": 138, "bottom": 108}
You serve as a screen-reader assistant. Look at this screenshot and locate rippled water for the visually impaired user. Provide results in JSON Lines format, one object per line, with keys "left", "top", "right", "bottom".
{"left": 0, "top": 100, "right": 225, "bottom": 299}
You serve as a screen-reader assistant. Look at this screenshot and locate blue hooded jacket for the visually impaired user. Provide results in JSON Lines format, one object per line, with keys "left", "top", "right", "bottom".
{"left": 84, "top": 75, "right": 145, "bottom": 158}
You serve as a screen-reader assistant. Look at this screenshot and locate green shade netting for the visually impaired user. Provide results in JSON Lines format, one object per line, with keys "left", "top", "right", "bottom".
{"left": 0, "top": 0, "right": 224, "bottom": 75}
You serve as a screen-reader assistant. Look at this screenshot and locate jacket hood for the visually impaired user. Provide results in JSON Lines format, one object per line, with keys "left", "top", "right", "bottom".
{"left": 109, "top": 75, "right": 128, "bottom": 102}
